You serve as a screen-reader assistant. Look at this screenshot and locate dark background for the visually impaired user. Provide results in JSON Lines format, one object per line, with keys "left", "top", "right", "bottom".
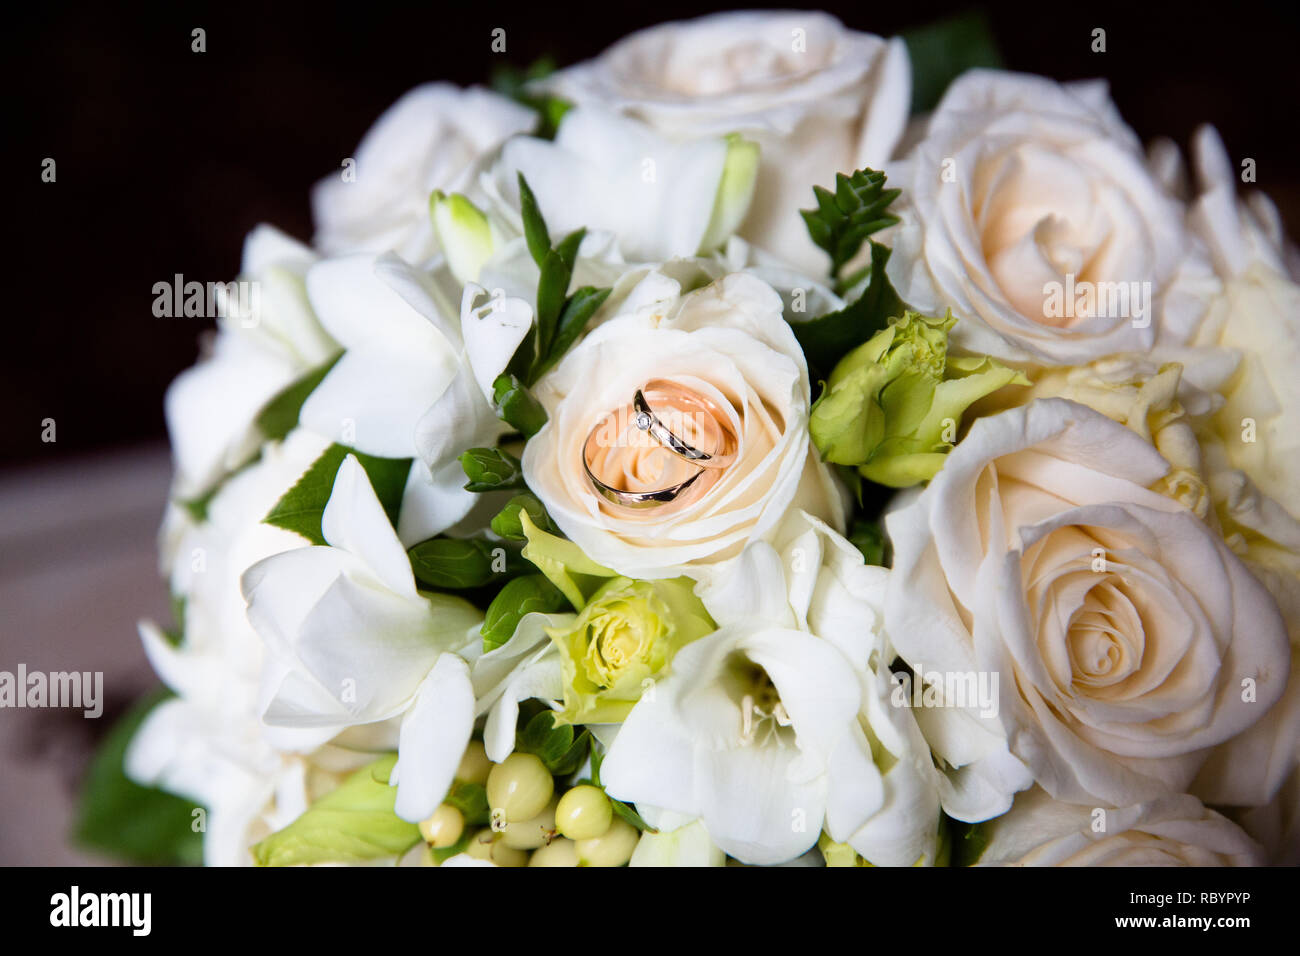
{"left": 7, "top": 0, "right": 1300, "bottom": 468}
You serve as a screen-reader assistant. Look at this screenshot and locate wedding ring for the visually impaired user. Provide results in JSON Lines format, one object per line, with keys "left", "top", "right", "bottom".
{"left": 632, "top": 379, "right": 738, "bottom": 469}
{"left": 581, "top": 380, "right": 738, "bottom": 511}
{"left": 583, "top": 405, "right": 708, "bottom": 509}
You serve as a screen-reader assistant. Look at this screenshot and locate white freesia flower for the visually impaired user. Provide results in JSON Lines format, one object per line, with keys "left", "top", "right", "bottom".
{"left": 523, "top": 270, "right": 845, "bottom": 584}
{"left": 491, "top": 108, "right": 758, "bottom": 263}
{"left": 297, "top": 251, "right": 506, "bottom": 544}
{"left": 311, "top": 84, "right": 535, "bottom": 265}
{"left": 604, "top": 511, "right": 938, "bottom": 866}
{"left": 544, "top": 11, "right": 910, "bottom": 271}
{"left": 127, "top": 428, "right": 334, "bottom": 864}
{"left": 884, "top": 399, "right": 1290, "bottom": 818}
{"left": 886, "top": 70, "right": 1211, "bottom": 364}
{"left": 241, "top": 454, "right": 484, "bottom": 822}
{"left": 600, "top": 618, "right": 861, "bottom": 865}
{"left": 977, "top": 788, "right": 1264, "bottom": 866}
{"left": 165, "top": 226, "right": 336, "bottom": 498}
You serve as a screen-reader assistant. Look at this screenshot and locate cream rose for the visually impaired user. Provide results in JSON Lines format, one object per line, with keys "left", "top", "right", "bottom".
{"left": 522, "top": 270, "right": 845, "bottom": 584}
{"left": 543, "top": 11, "right": 910, "bottom": 273}
{"left": 311, "top": 84, "right": 535, "bottom": 265}
{"left": 884, "top": 398, "right": 1290, "bottom": 820}
{"left": 977, "top": 788, "right": 1264, "bottom": 866}
{"left": 886, "top": 71, "right": 1209, "bottom": 364}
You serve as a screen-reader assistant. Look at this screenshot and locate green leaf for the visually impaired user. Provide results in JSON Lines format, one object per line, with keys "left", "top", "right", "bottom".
{"left": 789, "top": 241, "right": 906, "bottom": 382}
{"left": 947, "top": 817, "right": 992, "bottom": 867}
{"left": 800, "top": 168, "right": 900, "bottom": 283}
{"left": 264, "top": 444, "right": 411, "bottom": 546}
{"left": 533, "top": 286, "right": 611, "bottom": 381}
{"left": 73, "top": 689, "right": 205, "bottom": 866}
{"left": 444, "top": 780, "right": 491, "bottom": 827}
{"left": 518, "top": 173, "right": 551, "bottom": 269}
{"left": 609, "top": 795, "right": 657, "bottom": 834}
{"left": 459, "top": 447, "right": 524, "bottom": 493}
{"left": 254, "top": 353, "right": 342, "bottom": 441}
{"left": 430, "top": 832, "right": 472, "bottom": 864}
{"left": 481, "top": 573, "right": 567, "bottom": 651}
{"left": 490, "top": 58, "right": 571, "bottom": 140}
{"left": 847, "top": 519, "right": 887, "bottom": 567}
{"left": 902, "top": 11, "right": 1004, "bottom": 115}
{"left": 490, "top": 493, "right": 555, "bottom": 541}
{"left": 178, "top": 485, "right": 219, "bottom": 524}
{"left": 516, "top": 710, "right": 573, "bottom": 767}
{"left": 253, "top": 755, "right": 421, "bottom": 867}
{"left": 534, "top": 249, "right": 570, "bottom": 359}
{"left": 492, "top": 374, "right": 548, "bottom": 438}
{"left": 408, "top": 537, "right": 500, "bottom": 590}
{"left": 554, "top": 227, "right": 585, "bottom": 273}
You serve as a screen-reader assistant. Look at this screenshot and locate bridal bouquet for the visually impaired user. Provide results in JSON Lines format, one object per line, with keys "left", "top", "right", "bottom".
{"left": 90, "top": 10, "right": 1299, "bottom": 866}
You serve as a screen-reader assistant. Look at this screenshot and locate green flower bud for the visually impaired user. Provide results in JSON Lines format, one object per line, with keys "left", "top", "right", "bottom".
{"left": 809, "top": 311, "right": 1028, "bottom": 487}
{"left": 430, "top": 191, "right": 494, "bottom": 283}
{"left": 697, "top": 134, "right": 760, "bottom": 254}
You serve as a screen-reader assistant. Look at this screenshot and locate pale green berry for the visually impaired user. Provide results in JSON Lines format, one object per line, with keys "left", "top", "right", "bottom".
{"left": 418, "top": 804, "right": 464, "bottom": 849}
{"left": 456, "top": 741, "right": 492, "bottom": 785}
{"left": 556, "top": 785, "right": 613, "bottom": 841}
{"left": 499, "top": 799, "right": 558, "bottom": 850}
{"left": 464, "top": 830, "right": 528, "bottom": 867}
{"left": 529, "top": 838, "right": 579, "bottom": 867}
{"left": 575, "top": 817, "right": 639, "bottom": 867}
{"left": 487, "top": 752, "right": 554, "bottom": 822}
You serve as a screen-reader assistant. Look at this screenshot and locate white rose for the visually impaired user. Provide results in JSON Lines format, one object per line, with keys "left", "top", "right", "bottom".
{"left": 1189, "top": 125, "right": 1300, "bottom": 522}
{"left": 886, "top": 70, "right": 1210, "bottom": 364}
{"left": 1227, "top": 763, "right": 1300, "bottom": 866}
{"left": 310, "top": 84, "right": 535, "bottom": 265}
{"left": 164, "top": 226, "right": 336, "bottom": 499}
{"left": 544, "top": 11, "right": 910, "bottom": 272}
{"left": 522, "top": 270, "right": 845, "bottom": 584}
{"left": 977, "top": 788, "right": 1264, "bottom": 866}
{"left": 884, "top": 398, "right": 1290, "bottom": 819}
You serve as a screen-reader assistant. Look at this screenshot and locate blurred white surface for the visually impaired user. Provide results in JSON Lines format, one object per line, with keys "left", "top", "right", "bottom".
{"left": 0, "top": 444, "right": 171, "bottom": 864}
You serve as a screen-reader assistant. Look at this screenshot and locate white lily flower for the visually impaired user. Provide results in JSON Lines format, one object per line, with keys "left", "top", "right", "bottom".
{"left": 241, "top": 454, "right": 484, "bottom": 822}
